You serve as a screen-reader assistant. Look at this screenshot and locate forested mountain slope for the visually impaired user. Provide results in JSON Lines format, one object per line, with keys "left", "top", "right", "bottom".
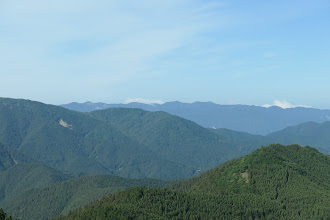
{"left": 0, "top": 98, "right": 204, "bottom": 179}
{"left": 89, "top": 108, "right": 258, "bottom": 174}
{"left": 0, "top": 98, "right": 261, "bottom": 180}
{"left": 0, "top": 98, "right": 132, "bottom": 177}
{"left": 0, "top": 143, "right": 174, "bottom": 220}
{"left": 3, "top": 175, "right": 173, "bottom": 220}
{"left": 1, "top": 98, "right": 330, "bottom": 219}
{"left": 2, "top": 97, "right": 330, "bottom": 181}
{"left": 0, "top": 144, "right": 69, "bottom": 206}
{"left": 266, "top": 121, "right": 330, "bottom": 154}
{"left": 57, "top": 144, "right": 330, "bottom": 220}
{"left": 211, "top": 123, "right": 330, "bottom": 155}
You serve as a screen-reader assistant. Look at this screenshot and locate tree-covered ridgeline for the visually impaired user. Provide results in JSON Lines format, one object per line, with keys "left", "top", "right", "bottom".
{"left": 56, "top": 144, "right": 330, "bottom": 219}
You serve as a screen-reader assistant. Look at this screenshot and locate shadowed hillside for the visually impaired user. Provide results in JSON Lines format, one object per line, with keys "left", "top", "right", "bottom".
{"left": 3, "top": 175, "right": 174, "bottom": 220}
{"left": 89, "top": 108, "right": 258, "bottom": 173}
{"left": 0, "top": 144, "right": 70, "bottom": 208}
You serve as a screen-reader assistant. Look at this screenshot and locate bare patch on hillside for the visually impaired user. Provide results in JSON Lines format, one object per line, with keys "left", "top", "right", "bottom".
{"left": 241, "top": 172, "right": 248, "bottom": 183}
{"left": 59, "top": 119, "right": 73, "bottom": 130}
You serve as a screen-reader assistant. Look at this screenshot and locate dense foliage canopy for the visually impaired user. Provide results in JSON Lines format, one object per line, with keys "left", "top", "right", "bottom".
{"left": 57, "top": 145, "right": 330, "bottom": 220}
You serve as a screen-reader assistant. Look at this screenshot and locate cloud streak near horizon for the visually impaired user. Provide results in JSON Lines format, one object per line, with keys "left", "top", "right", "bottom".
{"left": 262, "top": 100, "right": 311, "bottom": 109}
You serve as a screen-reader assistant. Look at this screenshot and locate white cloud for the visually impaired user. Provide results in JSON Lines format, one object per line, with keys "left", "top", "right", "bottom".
{"left": 273, "top": 100, "right": 295, "bottom": 108}
{"left": 262, "top": 100, "right": 311, "bottom": 109}
{"left": 262, "top": 104, "right": 272, "bottom": 108}
{"left": 125, "top": 98, "right": 164, "bottom": 105}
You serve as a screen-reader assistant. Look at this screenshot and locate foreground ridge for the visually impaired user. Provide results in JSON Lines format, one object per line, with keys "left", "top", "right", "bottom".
{"left": 56, "top": 144, "right": 330, "bottom": 220}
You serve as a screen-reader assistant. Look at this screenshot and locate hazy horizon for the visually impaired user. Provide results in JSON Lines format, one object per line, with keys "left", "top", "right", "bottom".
{"left": 60, "top": 99, "right": 319, "bottom": 110}
{"left": 0, "top": 96, "right": 323, "bottom": 110}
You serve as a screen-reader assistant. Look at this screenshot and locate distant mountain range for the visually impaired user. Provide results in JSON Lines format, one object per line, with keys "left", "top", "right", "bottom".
{"left": 62, "top": 101, "right": 330, "bottom": 135}
{"left": 56, "top": 144, "right": 330, "bottom": 219}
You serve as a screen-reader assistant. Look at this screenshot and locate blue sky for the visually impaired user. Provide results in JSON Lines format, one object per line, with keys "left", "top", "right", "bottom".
{"left": 0, "top": 0, "right": 329, "bottom": 108}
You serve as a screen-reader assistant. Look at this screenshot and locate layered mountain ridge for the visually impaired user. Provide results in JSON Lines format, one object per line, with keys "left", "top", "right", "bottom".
{"left": 62, "top": 101, "right": 330, "bottom": 135}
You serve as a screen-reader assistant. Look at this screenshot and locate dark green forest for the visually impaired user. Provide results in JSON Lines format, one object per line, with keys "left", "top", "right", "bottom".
{"left": 0, "top": 143, "right": 174, "bottom": 219}
{"left": 3, "top": 175, "right": 173, "bottom": 220}
{"left": 57, "top": 145, "right": 330, "bottom": 220}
